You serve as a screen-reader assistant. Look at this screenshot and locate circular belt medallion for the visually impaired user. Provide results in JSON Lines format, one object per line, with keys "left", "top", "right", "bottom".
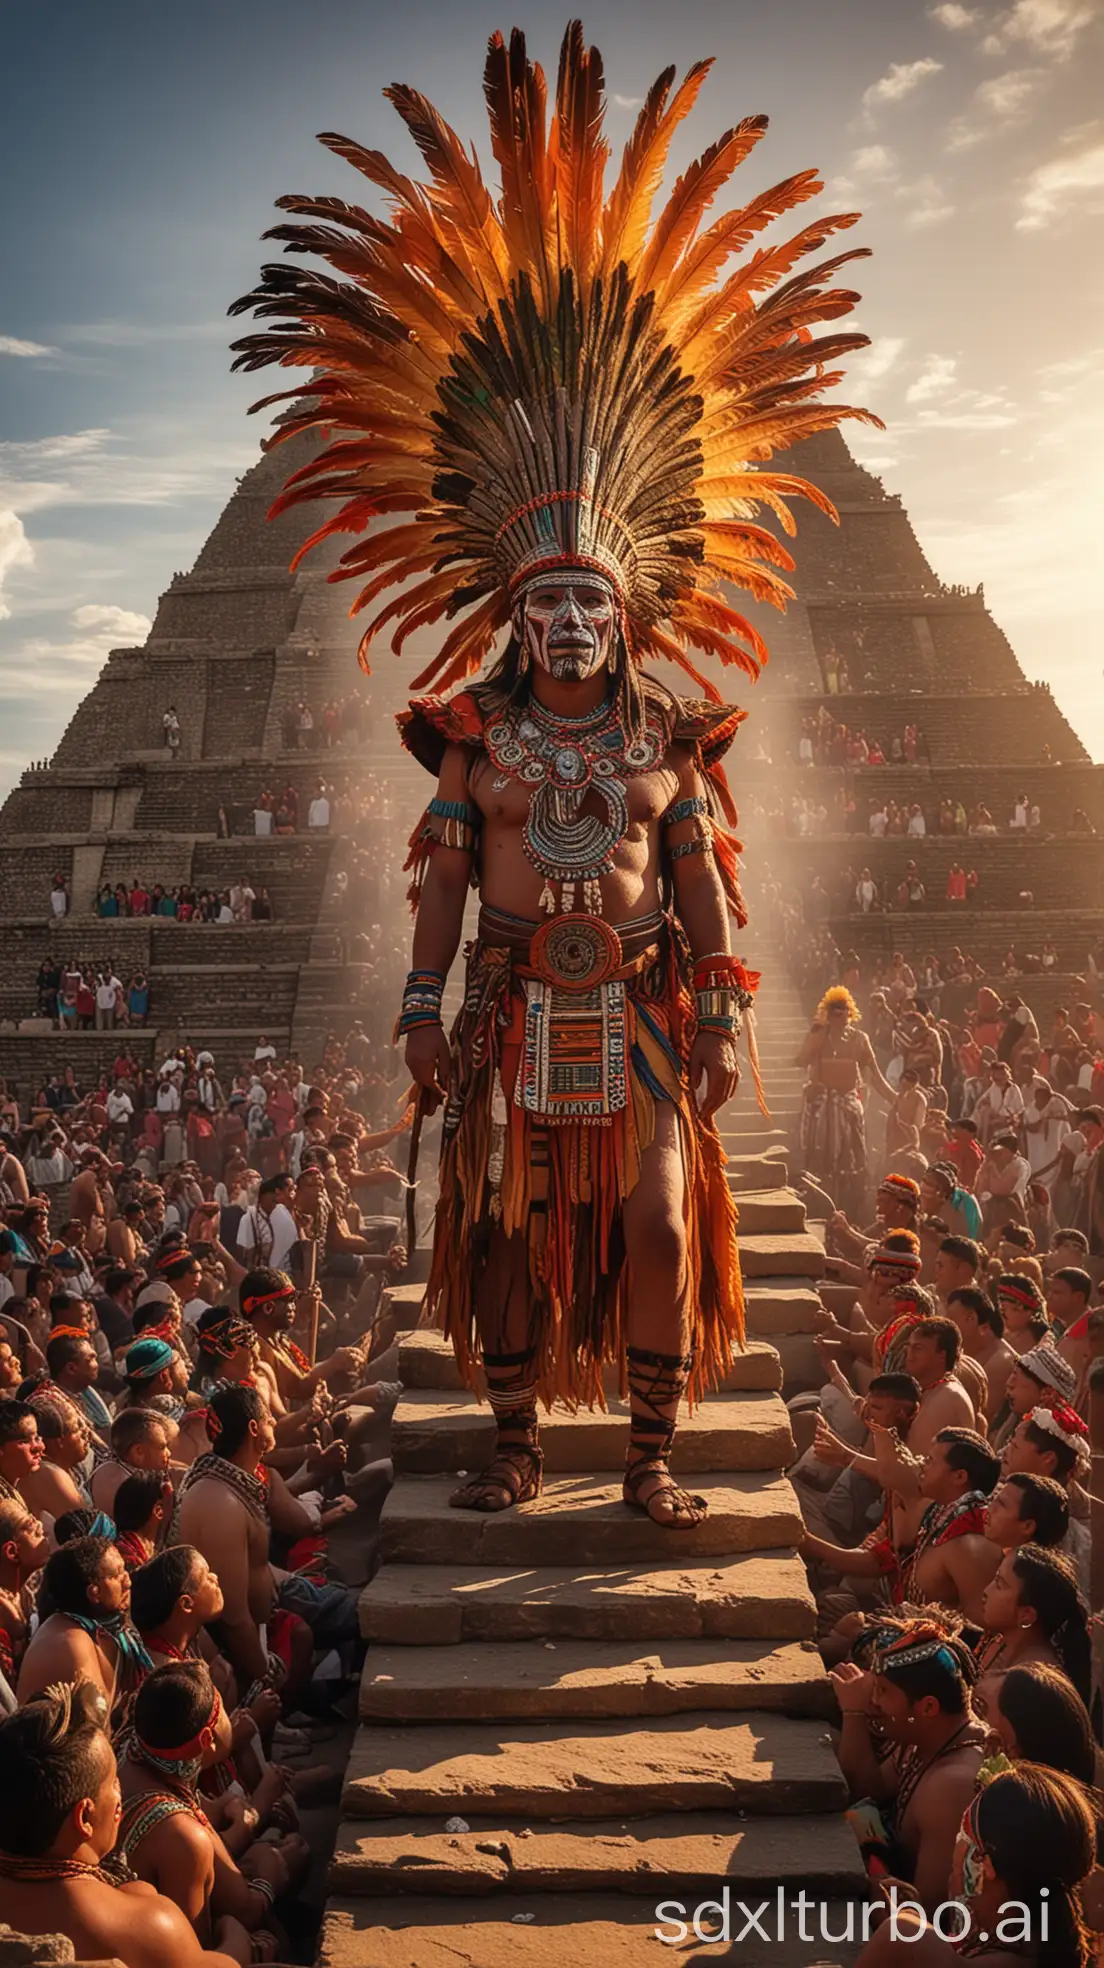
{"left": 530, "top": 915, "right": 623, "bottom": 991}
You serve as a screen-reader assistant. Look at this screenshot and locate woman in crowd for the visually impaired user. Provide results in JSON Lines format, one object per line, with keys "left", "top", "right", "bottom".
{"left": 857, "top": 1762, "right": 1097, "bottom": 1964}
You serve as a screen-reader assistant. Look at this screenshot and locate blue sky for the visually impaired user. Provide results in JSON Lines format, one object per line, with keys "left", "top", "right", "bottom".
{"left": 1, "top": 0, "right": 1102, "bottom": 796}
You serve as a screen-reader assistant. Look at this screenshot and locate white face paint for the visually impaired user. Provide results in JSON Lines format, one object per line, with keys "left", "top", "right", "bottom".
{"left": 515, "top": 574, "right": 617, "bottom": 681}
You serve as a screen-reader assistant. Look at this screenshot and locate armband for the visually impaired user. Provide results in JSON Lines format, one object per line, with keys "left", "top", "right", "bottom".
{"left": 692, "top": 953, "right": 760, "bottom": 1034}
{"left": 670, "top": 835, "right": 712, "bottom": 861}
{"left": 426, "top": 798, "right": 478, "bottom": 853}
{"left": 663, "top": 795, "right": 708, "bottom": 828}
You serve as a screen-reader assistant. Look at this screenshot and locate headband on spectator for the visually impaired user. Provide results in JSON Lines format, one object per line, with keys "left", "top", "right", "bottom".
{"left": 125, "top": 1337, "right": 175, "bottom": 1382}
{"left": 240, "top": 1277, "right": 295, "bottom": 1317}
{"left": 1028, "top": 1403, "right": 1090, "bottom": 1468}
{"left": 199, "top": 1313, "right": 254, "bottom": 1359}
{"left": 866, "top": 1237, "right": 922, "bottom": 1279}
{"left": 49, "top": 1326, "right": 88, "bottom": 1342}
{"left": 878, "top": 1175, "right": 921, "bottom": 1209}
{"left": 134, "top": 1687, "right": 222, "bottom": 1764}
{"left": 997, "top": 1274, "right": 1045, "bottom": 1311}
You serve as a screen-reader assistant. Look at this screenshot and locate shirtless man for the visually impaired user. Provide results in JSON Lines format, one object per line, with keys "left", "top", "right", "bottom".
{"left": 818, "top": 1315, "right": 977, "bottom": 1549}
{"left": 797, "top": 987, "right": 894, "bottom": 1219}
{"left": 832, "top": 1621, "right": 986, "bottom": 1912}
{"left": 91, "top": 1409, "right": 175, "bottom": 1516}
{"left": 21, "top": 1398, "right": 89, "bottom": 1524}
{"left": 18, "top": 1534, "right": 143, "bottom": 1712}
{"left": 945, "top": 1286, "right": 1015, "bottom": 1424}
{"left": 0, "top": 1682, "right": 240, "bottom": 1968}
{"left": 905, "top": 1428, "right": 1002, "bottom": 1622}
{"left": 119, "top": 1661, "right": 306, "bottom": 1945}
{"left": 174, "top": 1383, "right": 282, "bottom": 1696}
{"left": 0, "top": 1401, "right": 45, "bottom": 1504}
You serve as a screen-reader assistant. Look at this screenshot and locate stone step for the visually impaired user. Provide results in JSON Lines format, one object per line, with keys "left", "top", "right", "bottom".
{"left": 379, "top": 1472, "right": 802, "bottom": 1565}
{"left": 381, "top": 1281, "right": 427, "bottom": 1328}
{"left": 396, "top": 1329, "right": 781, "bottom": 1395}
{"left": 330, "top": 1810, "right": 864, "bottom": 1897}
{"left": 720, "top": 1127, "right": 792, "bottom": 1153}
{"left": 391, "top": 1389, "right": 794, "bottom": 1476}
{"left": 738, "top": 1234, "right": 824, "bottom": 1279}
{"left": 727, "top": 1151, "right": 788, "bottom": 1191}
{"left": 359, "top": 1637, "right": 833, "bottom": 1724}
{"left": 744, "top": 1282, "right": 824, "bottom": 1336}
{"left": 319, "top": 1893, "right": 862, "bottom": 1966}
{"left": 341, "top": 1712, "right": 845, "bottom": 1820}
{"left": 358, "top": 1551, "right": 815, "bottom": 1645}
{"left": 730, "top": 1187, "right": 806, "bottom": 1235}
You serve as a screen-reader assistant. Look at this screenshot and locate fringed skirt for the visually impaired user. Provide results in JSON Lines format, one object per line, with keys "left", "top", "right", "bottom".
{"left": 426, "top": 919, "right": 743, "bottom": 1410}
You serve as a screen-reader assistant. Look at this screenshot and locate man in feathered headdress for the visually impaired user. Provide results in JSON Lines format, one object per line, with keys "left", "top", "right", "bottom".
{"left": 232, "top": 21, "right": 877, "bottom": 1525}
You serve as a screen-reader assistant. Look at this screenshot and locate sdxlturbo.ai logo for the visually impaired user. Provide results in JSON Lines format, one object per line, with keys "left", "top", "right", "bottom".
{"left": 655, "top": 1887, "right": 1049, "bottom": 1948}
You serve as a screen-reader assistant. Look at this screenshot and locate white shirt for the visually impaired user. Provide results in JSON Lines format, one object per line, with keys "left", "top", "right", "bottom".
{"left": 254, "top": 1044, "right": 276, "bottom": 1064}
{"left": 106, "top": 1090, "right": 133, "bottom": 1124}
{"left": 237, "top": 1201, "right": 298, "bottom": 1271}
{"left": 869, "top": 810, "right": 887, "bottom": 837}
{"left": 308, "top": 797, "right": 331, "bottom": 829}
{"left": 217, "top": 904, "right": 234, "bottom": 924}
{"left": 907, "top": 813, "right": 926, "bottom": 837}
{"left": 156, "top": 1081, "right": 181, "bottom": 1114}
{"left": 51, "top": 888, "right": 68, "bottom": 917}
{"left": 1011, "top": 801, "right": 1028, "bottom": 829}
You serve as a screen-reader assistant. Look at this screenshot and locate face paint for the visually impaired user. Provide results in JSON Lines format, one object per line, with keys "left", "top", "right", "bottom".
{"left": 516, "top": 574, "right": 617, "bottom": 681}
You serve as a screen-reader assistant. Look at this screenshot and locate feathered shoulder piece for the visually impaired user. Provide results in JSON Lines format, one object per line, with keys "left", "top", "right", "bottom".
{"left": 397, "top": 692, "right": 489, "bottom": 777}
{"left": 230, "top": 19, "right": 880, "bottom": 693}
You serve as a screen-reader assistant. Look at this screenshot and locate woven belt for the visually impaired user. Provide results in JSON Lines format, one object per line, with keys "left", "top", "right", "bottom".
{"left": 477, "top": 905, "right": 665, "bottom": 990}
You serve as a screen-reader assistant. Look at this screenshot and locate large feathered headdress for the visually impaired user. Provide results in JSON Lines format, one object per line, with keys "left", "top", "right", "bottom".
{"left": 230, "top": 21, "right": 881, "bottom": 697}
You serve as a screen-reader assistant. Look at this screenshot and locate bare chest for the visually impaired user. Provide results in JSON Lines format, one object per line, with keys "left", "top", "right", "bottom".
{"left": 471, "top": 756, "right": 677, "bottom": 840}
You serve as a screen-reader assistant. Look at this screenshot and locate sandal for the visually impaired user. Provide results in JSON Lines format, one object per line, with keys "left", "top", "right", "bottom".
{"left": 449, "top": 1345, "right": 543, "bottom": 1514}
{"left": 622, "top": 1344, "right": 708, "bottom": 1529}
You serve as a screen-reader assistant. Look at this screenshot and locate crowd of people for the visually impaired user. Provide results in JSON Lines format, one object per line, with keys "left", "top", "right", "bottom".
{"left": 751, "top": 787, "right": 1070, "bottom": 841}
{"left": 0, "top": 1015, "right": 417, "bottom": 1963}
{"left": 278, "top": 689, "right": 369, "bottom": 754}
{"left": 791, "top": 975, "right": 1104, "bottom": 1959}
{"left": 796, "top": 710, "right": 930, "bottom": 767}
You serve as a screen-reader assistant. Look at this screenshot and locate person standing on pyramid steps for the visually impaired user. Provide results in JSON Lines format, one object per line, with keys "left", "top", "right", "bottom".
{"left": 231, "top": 20, "right": 879, "bottom": 1526}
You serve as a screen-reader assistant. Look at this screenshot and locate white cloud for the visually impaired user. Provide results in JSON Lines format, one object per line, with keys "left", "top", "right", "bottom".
{"left": 946, "top": 66, "right": 1041, "bottom": 147}
{"left": 59, "top": 319, "right": 229, "bottom": 348}
{"left": 0, "top": 603, "right": 154, "bottom": 703}
{"left": 862, "top": 57, "right": 944, "bottom": 109}
{"left": 0, "top": 335, "right": 56, "bottom": 359}
{"left": 71, "top": 603, "right": 152, "bottom": 641}
{"left": 612, "top": 93, "right": 643, "bottom": 110}
{"left": 898, "top": 174, "right": 957, "bottom": 226}
{"left": 913, "top": 406, "right": 1019, "bottom": 428}
{"left": 929, "top": 2, "right": 983, "bottom": 26}
{"left": 852, "top": 144, "right": 900, "bottom": 178}
{"left": 1017, "top": 136, "right": 1104, "bottom": 229}
{"left": 906, "top": 353, "right": 960, "bottom": 403}
{"left": 853, "top": 335, "right": 908, "bottom": 383}
{"left": 0, "top": 424, "right": 250, "bottom": 516}
{"left": 976, "top": 67, "right": 1039, "bottom": 113}
{"left": 984, "top": 0, "right": 1095, "bottom": 59}
{"left": 0, "top": 512, "right": 35, "bottom": 620}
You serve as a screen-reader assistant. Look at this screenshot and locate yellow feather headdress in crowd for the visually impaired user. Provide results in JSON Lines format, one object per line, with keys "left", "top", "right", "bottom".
{"left": 230, "top": 20, "right": 882, "bottom": 695}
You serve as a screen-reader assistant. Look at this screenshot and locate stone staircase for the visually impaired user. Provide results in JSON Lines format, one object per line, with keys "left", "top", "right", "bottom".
{"left": 318, "top": 969, "right": 863, "bottom": 1967}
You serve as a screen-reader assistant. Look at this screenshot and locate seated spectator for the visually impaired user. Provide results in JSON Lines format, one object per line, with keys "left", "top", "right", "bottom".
{"left": 855, "top": 1762, "right": 1097, "bottom": 1966}
{"left": 0, "top": 1494, "right": 48, "bottom": 1697}
{"left": 976, "top": 1543, "right": 1091, "bottom": 1705}
{"left": 832, "top": 1617, "right": 986, "bottom": 1911}
{"left": 119, "top": 1660, "right": 307, "bottom": 1935}
{"left": 90, "top": 1408, "right": 175, "bottom": 1516}
{"left": 17, "top": 1534, "right": 151, "bottom": 1722}
{"left": 945, "top": 1285, "right": 1015, "bottom": 1425}
{"left": 113, "top": 1469, "right": 173, "bottom": 1570}
{"left": 0, "top": 1682, "right": 238, "bottom": 1968}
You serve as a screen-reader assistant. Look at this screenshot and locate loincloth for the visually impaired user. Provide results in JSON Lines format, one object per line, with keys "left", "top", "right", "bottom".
{"left": 426, "top": 909, "right": 743, "bottom": 1408}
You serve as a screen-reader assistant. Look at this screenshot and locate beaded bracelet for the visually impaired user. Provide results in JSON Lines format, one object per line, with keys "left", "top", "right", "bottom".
{"left": 670, "top": 835, "right": 712, "bottom": 861}
{"left": 396, "top": 968, "right": 446, "bottom": 1036}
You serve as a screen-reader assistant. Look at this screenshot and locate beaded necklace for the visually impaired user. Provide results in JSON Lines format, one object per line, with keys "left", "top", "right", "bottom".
{"left": 484, "top": 695, "right": 667, "bottom": 915}
{"left": 0, "top": 1851, "right": 110, "bottom": 1882}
